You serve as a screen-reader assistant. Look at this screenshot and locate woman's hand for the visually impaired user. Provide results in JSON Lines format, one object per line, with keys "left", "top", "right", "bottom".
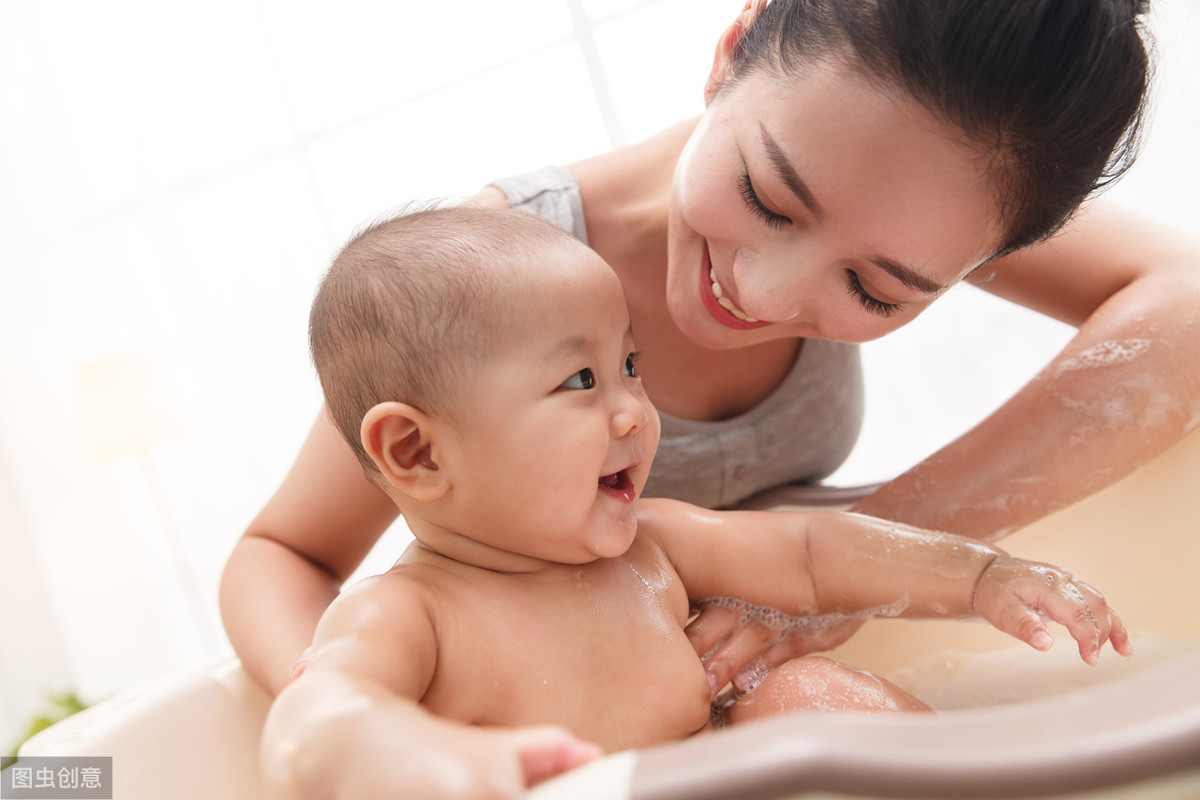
{"left": 972, "top": 555, "right": 1133, "bottom": 664}
{"left": 686, "top": 598, "right": 864, "bottom": 697}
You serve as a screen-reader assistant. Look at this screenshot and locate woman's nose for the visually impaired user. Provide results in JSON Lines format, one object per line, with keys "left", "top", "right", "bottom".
{"left": 732, "top": 247, "right": 816, "bottom": 322}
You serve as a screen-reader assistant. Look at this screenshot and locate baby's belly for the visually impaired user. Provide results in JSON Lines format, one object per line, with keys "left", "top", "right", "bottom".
{"left": 545, "top": 635, "right": 714, "bottom": 750}
{"left": 430, "top": 625, "right": 713, "bottom": 752}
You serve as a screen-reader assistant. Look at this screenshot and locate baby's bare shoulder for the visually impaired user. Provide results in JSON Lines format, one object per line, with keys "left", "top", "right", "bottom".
{"left": 635, "top": 497, "right": 726, "bottom": 546}
{"left": 636, "top": 497, "right": 701, "bottom": 529}
{"left": 319, "top": 564, "right": 443, "bottom": 638}
{"left": 304, "top": 567, "right": 443, "bottom": 700}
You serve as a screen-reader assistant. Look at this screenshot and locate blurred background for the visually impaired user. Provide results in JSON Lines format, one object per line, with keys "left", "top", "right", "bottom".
{"left": 0, "top": 0, "right": 1197, "bottom": 748}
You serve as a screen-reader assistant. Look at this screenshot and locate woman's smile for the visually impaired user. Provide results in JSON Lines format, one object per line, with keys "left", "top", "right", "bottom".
{"left": 699, "top": 241, "right": 771, "bottom": 331}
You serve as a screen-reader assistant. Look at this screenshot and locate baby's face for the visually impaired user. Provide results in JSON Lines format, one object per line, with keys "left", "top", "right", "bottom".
{"left": 434, "top": 241, "right": 661, "bottom": 567}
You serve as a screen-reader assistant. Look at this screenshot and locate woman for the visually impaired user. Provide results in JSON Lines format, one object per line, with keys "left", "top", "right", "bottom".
{"left": 222, "top": 0, "right": 1200, "bottom": 697}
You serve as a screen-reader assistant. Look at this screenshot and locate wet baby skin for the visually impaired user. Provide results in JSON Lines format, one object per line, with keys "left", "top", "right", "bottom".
{"left": 263, "top": 208, "right": 1131, "bottom": 800}
{"left": 358, "top": 532, "right": 713, "bottom": 751}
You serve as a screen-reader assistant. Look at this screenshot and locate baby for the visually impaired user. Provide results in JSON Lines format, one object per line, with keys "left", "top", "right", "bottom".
{"left": 260, "top": 205, "right": 1131, "bottom": 799}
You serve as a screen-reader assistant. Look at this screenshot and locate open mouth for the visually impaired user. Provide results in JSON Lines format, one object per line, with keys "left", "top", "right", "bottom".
{"left": 598, "top": 469, "right": 636, "bottom": 502}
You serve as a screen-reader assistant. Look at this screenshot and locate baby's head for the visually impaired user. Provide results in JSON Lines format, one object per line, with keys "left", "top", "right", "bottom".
{"left": 311, "top": 205, "right": 559, "bottom": 475}
{"left": 310, "top": 205, "right": 659, "bottom": 565}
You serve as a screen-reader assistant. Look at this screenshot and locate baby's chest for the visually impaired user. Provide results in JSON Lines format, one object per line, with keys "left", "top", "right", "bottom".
{"left": 424, "top": 563, "right": 712, "bottom": 749}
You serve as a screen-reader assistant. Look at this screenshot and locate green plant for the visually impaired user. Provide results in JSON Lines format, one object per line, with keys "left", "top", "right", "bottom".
{"left": 4, "top": 691, "right": 89, "bottom": 760}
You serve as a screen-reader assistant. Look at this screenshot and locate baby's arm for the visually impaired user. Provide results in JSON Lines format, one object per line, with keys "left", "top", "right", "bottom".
{"left": 260, "top": 575, "right": 599, "bottom": 800}
{"left": 644, "top": 499, "right": 1131, "bottom": 662}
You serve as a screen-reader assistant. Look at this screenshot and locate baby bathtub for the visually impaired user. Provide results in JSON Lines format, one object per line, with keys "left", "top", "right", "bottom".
{"left": 18, "top": 428, "right": 1200, "bottom": 799}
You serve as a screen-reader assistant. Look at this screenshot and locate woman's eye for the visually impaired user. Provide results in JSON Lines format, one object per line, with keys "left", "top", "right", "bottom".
{"left": 624, "top": 351, "right": 642, "bottom": 378}
{"left": 738, "top": 171, "right": 791, "bottom": 231}
{"left": 560, "top": 368, "right": 595, "bottom": 390}
{"left": 844, "top": 271, "right": 902, "bottom": 318}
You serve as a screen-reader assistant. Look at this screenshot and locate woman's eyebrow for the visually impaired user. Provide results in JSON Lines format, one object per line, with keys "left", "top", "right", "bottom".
{"left": 759, "top": 123, "right": 823, "bottom": 220}
{"left": 871, "top": 256, "right": 947, "bottom": 295}
{"left": 759, "top": 123, "right": 946, "bottom": 296}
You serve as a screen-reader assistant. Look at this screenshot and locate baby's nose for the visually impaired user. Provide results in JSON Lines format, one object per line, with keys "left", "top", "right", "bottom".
{"left": 611, "top": 388, "right": 649, "bottom": 437}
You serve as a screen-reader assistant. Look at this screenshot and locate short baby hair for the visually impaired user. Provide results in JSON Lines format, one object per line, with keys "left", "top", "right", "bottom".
{"left": 309, "top": 204, "right": 580, "bottom": 476}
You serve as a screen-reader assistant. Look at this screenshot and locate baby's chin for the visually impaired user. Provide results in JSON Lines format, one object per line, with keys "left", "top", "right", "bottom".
{"left": 586, "top": 518, "right": 640, "bottom": 560}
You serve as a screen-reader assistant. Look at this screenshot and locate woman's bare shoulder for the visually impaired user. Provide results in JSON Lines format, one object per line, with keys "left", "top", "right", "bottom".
{"left": 570, "top": 117, "right": 697, "bottom": 194}
{"left": 459, "top": 185, "right": 508, "bottom": 208}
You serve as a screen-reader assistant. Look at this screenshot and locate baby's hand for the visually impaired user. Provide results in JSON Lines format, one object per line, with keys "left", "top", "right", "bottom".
{"left": 378, "top": 722, "right": 601, "bottom": 800}
{"left": 972, "top": 555, "right": 1133, "bottom": 664}
{"left": 264, "top": 692, "right": 600, "bottom": 800}
{"left": 497, "top": 724, "right": 605, "bottom": 792}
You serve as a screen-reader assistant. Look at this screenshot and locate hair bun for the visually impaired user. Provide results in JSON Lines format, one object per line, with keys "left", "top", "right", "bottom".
{"left": 1121, "top": 0, "right": 1151, "bottom": 19}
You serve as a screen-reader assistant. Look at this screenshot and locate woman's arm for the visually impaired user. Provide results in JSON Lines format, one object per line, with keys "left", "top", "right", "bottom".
{"left": 854, "top": 201, "right": 1200, "bottom": 541}
{"left": 219, "top": 407, "right": 401, "bottom": 695}
{"left": 225, "top": 190, "right": 514, "bottom": 695}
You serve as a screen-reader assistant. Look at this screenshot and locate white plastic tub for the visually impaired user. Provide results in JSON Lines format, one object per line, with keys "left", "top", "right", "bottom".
{"left": 20, "top": 428, "right": 1200, "bottom": 799}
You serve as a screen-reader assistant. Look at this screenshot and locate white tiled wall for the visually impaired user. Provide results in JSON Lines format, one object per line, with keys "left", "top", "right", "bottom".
{"left": 0, "top": 0, "right": 1196, "bottom": 748}
{"left": 0, "top": 0, "right": 733, "bottom": 747}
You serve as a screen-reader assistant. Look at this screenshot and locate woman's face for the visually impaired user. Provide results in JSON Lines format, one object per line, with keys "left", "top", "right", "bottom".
{"left": 667, "top": 59, "right": 1005, "bottom": 348}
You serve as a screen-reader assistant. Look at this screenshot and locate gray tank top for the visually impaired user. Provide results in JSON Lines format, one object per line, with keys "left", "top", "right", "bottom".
{"left": 489, "top": 166, "right": 864, "bottom": 508}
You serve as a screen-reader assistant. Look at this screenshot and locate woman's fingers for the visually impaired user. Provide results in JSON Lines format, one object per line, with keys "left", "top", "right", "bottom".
{"left": 701, "top": 617, "right": 779, "bottom": 696}
{"left": 688, "top": 602, "right": 868, "bottom": 697}
{"left": 758, "top": 616, "right": 865, "bottom": 666}
{"left": 685, "top": 602, "right": 743, "bottom": 658}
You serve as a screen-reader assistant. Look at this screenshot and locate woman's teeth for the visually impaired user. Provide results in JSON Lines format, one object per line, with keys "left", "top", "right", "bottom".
{"left": 710, "top": 269, "right": 759, "bottom": 323}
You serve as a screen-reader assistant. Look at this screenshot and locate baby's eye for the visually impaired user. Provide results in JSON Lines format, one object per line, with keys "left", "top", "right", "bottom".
{"left": 624, "top": 351, "right": 642, "bottom": 378}
{"left": 560, "top": 368, "right": 596, "bottom": 390}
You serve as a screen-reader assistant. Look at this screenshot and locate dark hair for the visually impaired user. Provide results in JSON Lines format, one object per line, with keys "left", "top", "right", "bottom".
{"left": 728, "top": 0, "right": 1153, "bottom": 257}
{"left": 309, "top": 204, "right": 579, "bottom": 477}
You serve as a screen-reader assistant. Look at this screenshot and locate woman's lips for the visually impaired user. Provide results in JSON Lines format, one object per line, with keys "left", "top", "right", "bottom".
{"left": 699, "top": 242, "right": 771, "bottom": 331}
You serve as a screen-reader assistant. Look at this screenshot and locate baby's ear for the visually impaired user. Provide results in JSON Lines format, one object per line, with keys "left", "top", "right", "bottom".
{"left": 360, "top": 402, "right": 449, "bottom": 502}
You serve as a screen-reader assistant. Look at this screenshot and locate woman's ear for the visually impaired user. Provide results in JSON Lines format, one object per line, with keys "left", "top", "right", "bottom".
{"left": 360, "top": 401, "right": 449, "bottom": 502}
{"left": 704, "top": 0, "right": 768, "bottom": 106}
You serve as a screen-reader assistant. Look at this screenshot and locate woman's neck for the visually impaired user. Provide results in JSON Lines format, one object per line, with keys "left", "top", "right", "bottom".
{"left": 567, "top": 117, "right": 697, "bottom": 275}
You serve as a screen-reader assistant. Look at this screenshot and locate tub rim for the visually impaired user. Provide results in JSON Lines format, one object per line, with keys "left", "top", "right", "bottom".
{"left": 620, "top": 642, "right": 1200, "bottom": 800}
